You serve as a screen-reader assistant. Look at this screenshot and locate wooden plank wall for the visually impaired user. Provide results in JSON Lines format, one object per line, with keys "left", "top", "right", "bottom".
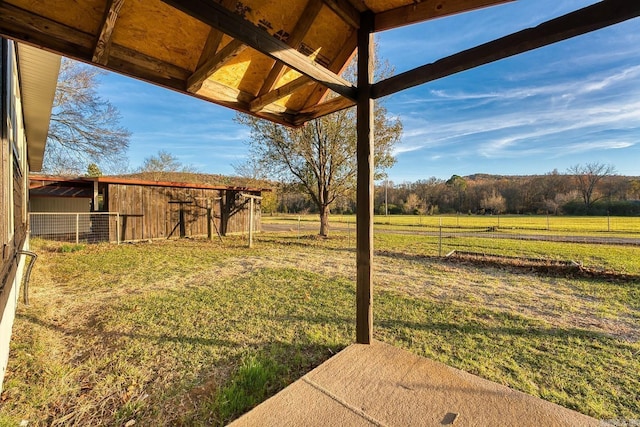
{"left": 105, "top": 183, "right": 261, "bottom": 241}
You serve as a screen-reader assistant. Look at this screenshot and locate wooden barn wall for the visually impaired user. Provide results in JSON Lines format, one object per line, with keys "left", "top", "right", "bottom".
{"left": 105, "top": 184, "right": 261, "bottom": 241}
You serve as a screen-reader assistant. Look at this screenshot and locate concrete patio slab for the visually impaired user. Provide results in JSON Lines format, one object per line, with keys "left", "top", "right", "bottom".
{"left": 229, "top": 340, "right": 600, "bottom": 426}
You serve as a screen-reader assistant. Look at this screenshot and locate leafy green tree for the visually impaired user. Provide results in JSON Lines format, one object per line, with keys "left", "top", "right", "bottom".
{"left": 86, "top": 163, "right": 102, "bottom": 177}
{"left": 446, "top": 175, "right": 467, "bottom": 213}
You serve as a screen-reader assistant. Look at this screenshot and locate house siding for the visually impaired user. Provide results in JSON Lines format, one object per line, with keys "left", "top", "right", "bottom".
{"left": 0, "top": 39, "right": 29, "bottom": 392}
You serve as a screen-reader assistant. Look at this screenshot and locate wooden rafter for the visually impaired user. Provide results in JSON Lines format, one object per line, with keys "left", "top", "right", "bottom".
{"left": 301, "top": 30, "right": 358, "bottom": 110}
{"left": 322, "top": 0, "right": 361, "bottom": 29}
{"left": 373, "top": 0, "right": 640, "bottom": 99}
{"left": 293, "top": 95, "right": 355, "bottom": 125}
{"left": 374, "top": 0, "right": 511, "bottom": 32}
{"left": 0, "top": 2, "right": 93, "bottom": 58}
{"left": 254, "top": 0, "right": 323, "bottom": 104}
{"left": 108, "top": 44, "right": 190, "bottom": 90}
{"left": 250, "top": 77, "right": 313, "bottom": 112}
{"left": 187, "top": 40, "right": 247, "bottom": 93}
{"left": 161, "top": 0, "right": 357, "bottom": 102}
{"left": 194, "top": 0, "right": 236, "bottom": 69}
{"left": 197, "top": 80, "right": 295, "bottom": 124}
{"left": 0, "top": 2, "right": 190, "bottom": 91}
{"left": 92, "top": 0, "right": 125, "bottom": 65}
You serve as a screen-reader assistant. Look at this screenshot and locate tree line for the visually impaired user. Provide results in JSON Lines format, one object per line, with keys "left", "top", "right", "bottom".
{"left": 270, "top": 163, "right": 640, "bottom": 217}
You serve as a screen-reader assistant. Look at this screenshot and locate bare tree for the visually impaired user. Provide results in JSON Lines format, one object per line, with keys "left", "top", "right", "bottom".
{"left": 44, "top": 58, "right": 130, "bottom": 174}
{"left": 137, "top": 150, "right": 196, "bottom": 181}
{"left": 567, "top": 162, "right": 616, "bottom": 209}
{"left": 236, "top": 55, "right": 402, "bottom": 236}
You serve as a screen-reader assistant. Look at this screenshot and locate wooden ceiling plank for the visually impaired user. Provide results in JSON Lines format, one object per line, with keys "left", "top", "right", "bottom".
{"left": 374, "top": 0, "right": 512, "bottom": 32}
{"left": 0, "top": 2, "right": 94, "bottom": 59}
{"left": 195, "top": 0, "right": 236, "bottom": 68}
{"left": 322, "top": 0, "right": 361, "bottom": 29}
{"left": 256, "top": 0, "right": 324, "bottom": 98}
{"left": 250, "top": 77, "right": 314, "bottom": 112}
{"left": 161, "top": 0, "right": 357, "bottom": 101}
{"left": 373, "top": 0, "right": 640, "bottom": 99}
{"left": 187, "top": 39, "right": 247, "bottom": 93}
{"left": 92, "top": 0, "right": 125, "bottom": 65}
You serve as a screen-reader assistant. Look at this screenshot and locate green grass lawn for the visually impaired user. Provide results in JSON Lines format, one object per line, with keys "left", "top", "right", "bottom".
{"left": 0, "top": 235, "right": 638, "bottom": 425}
{"left": 264, "top": 213, "right": 640, "bottom": 235}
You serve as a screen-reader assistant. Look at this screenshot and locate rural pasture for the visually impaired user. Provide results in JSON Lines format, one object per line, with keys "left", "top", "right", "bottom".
{"left": 0, "top": 226, "right": 638, "bottom": 425}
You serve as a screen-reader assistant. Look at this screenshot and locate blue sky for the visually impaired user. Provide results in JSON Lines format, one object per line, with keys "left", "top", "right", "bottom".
{"left": 97, "top": 0, "right": 640, "bottom": 182}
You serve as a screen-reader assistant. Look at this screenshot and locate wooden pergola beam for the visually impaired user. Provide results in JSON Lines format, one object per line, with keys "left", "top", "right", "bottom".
{"left": 374, "top": 0, "right": 511, "bottom": 32}
{"left": 255, "top": 0, "right": 323, "bottom": 102}
{"left": 301, "top": 30, "right": 358, "bottom": 110}
{"left": 356, "top": 10, "right": 374, "bottom": 345}
{"left": 0, "top": 2, "right": 93, "bottom": 58}
{"left": 92, "top": 0, "right": 125, "bottom": 65}
{"left": 293, "top": 95, "right": 355, "bottom": 126}
{"left": 161, "top": 0, "right": 357, "bottom": 102}
{"left": 322, "top": 0, "right": 361, "bottom": 29}
{"left": 187, "top": 40, "right": 247, "bottom": 93}
{"left": 194, "top": 0, "right": 236, "bottom": 69}
{"left": 250, "top": 76, "right": 313, "bottom": 113}
{"left": 373, "top": 0, "right": 640, "bottom": 99}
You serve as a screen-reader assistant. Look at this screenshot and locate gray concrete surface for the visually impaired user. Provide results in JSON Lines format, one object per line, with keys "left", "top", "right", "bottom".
{"left": 229, "top": 340, "right": 599, "bottom": 426}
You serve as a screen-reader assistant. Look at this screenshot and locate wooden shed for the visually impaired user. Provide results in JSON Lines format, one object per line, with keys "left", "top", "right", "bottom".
{"left": 29, "top": 175, "right": 267, "bottom": 242}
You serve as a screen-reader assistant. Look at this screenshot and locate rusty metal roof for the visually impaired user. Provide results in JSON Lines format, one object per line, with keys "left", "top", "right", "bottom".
{"left": 29, "top": 174, "right": 268, "bottom": 192}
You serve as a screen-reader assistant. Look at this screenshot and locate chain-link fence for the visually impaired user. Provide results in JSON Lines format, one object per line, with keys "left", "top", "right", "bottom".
{"left": 30, "top": 212, "right": 120, "bottom": 244}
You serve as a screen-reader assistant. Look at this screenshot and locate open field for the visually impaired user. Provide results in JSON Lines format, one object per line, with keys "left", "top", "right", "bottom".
{"left": 0, "top": 235, "right": 638, "bottom": 425}
{"left": 264, "top": 214, "right": 640, "bottom": 236}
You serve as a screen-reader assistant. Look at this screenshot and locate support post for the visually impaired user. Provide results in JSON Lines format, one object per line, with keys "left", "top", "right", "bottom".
{"left": 207, "top": 198, "right": 212, "bottom": 240}
{"left": 239, "top": 193, "right": 261, "bottom": 248}
{"left": 93, "top": 181, "right": 99, "bottom": 211}
{"left": 249, "top": 197, "right": 254, "bottom": 248}
{"left": 116, "top": 212, "right": 120, "bottom": 244}
{"left": 356, "top": 11, "right": 374, "bottom": 344}
{"left": 179, "top": 206, "right": 186, "bottom": 238}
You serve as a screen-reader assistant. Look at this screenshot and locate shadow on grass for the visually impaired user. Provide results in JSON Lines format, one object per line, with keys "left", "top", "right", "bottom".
{"left": 14, "top": 312, "right": 348, "bottom": 426}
